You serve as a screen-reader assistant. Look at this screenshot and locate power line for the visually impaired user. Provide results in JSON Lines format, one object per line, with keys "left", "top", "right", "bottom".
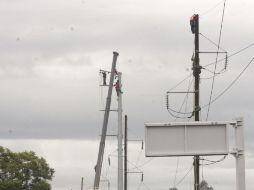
{"left": 201, "top": 63, "right": 227, "bottom": 79}
{"left": 198, "top": 32, "right": 229, "bottom": 75}
{"left": 141, "top": 182, "right": 152, "bottom": 190}
{"left": 167, "top": 106, "right": 193, "bottom": 115}
{"left": 200, "top": 155, "right": 227, "bottom": 166}
{"left": 200, "top": 33, "right": 227, "bottom": 52}
{"left": 171, "top": 77, "right": 193, "bottom": 188}
{"left": 167, "top": 73, "right": 192, "bottom": 92}
{"left": 173, "top": 157, "right": 180, "bottom": 187}
{"left": 137, "top": 182, "right": 142, "bottom": 190}
{"left": 203, "top": 42, "right": 254, "bottom": 68}
{"left": 107, "top": 153, "right": 153, "bottom": 171}
{"left": 206, "top": 0, "right": 227, "bottom": 121}
{"left": 127, "top": 160, "right": 143, "bottom": 173}
{"left": 183, "top": 76, "right": 193, "bottom": 121}
{"left": 201, "top": 42, "right": 254, "bottom": 78}
{"left": 134, "top": 158, "right": 154, "bottom": 169}
{"left": 166, "top": 77, "right": 194, "bottom": 119}
{"left": 173, "top": 77, "right": 194, "bottom": 118}
{"left": 169, "top": 57, "right": 254, "bottom": 115}
{"left": 175, "top": 165, "right": 194, "bottom": 187}
{"left": 200, "top": 0, "right": 225, "bottom": 17}
{"left": 202, "top": 57, "right": 254, "bottom": 108}
{"left": 127, "top": 158, "right": 154, "bottom": 171}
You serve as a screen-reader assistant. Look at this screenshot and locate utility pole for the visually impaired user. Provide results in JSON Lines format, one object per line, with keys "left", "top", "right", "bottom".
{"left": 94, "top": 52, "right": 119, "bottom": 189}
{"left": 124, "top": 115, "right": 128, "bottom": 190}
{"left": 81, "top": 177, "right": 84, "bottom": 190}
{"left": 117, "top": 72, "right": 123, "bottom": 190}
{"left": 191, "top": 14, "right": 201, "bottom": 190}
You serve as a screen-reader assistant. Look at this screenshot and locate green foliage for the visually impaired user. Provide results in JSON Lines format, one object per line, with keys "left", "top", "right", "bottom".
{"left": 0, "top": 146, "right": 54, "bottom": 190}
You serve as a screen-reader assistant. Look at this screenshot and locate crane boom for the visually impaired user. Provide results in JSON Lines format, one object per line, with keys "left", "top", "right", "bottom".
{"left": 94, "top": 52, "right": 119, "bottom": 189}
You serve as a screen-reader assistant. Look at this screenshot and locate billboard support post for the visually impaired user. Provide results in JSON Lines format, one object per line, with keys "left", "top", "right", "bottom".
{"left": 232, "top": 118, "right": 245, "bottom": 190}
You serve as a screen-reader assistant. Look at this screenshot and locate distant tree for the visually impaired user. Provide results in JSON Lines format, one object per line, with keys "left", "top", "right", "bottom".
{"left": 0, "top": 146, "right": 54, "bottom": 190}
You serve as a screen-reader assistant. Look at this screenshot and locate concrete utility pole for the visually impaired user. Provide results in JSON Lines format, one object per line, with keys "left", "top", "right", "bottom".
{"left": 124, "top": 115, "right": 128, "bottom": 190}
{"left": 191, "top": 14, "right": 201, "bottom": 190}
{"left": 117, "top": 72, "right": 123, "bottom": 190}
{"left": 94, "top": 52, "right": 119, "bottom": 189}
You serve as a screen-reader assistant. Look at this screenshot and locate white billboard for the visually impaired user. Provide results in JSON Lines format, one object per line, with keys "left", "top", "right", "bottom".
{"left": 145, "top": 122, "right": 229, "bottom": 157}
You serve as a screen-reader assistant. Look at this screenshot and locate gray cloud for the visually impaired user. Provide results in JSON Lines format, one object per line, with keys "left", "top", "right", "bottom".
{"left": 0, "top": 0, "right": 254, "bottom": 189}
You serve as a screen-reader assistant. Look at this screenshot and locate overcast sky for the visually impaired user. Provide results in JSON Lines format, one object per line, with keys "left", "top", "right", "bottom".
{"left": 0, "top": 0, "right": 254, "bottom": 189}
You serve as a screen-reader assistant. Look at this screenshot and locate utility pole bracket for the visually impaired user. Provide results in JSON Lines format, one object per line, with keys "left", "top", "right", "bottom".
{"left": 230, "top": 148, "right": 244, "bottom": 157}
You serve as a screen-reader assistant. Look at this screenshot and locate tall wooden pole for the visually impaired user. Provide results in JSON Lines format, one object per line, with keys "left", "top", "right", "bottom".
{"left": 192, "top": 14, "right": 201, "bottom": 190}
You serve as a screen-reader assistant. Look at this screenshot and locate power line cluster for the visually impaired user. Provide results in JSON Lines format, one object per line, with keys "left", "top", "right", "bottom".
{"left": 166, "top": 77, "right": 194, "bottom": 120}
{"left": 165, "top": 0, "right": 254, "bottom": 188}
{"left": 167, "top": 19, "right": 254, "bottom": 121}
{"left": 200, "top": 155, "right": 227, "bottom": 166}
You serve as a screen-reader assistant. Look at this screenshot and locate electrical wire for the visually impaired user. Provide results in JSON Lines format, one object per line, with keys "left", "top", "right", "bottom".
{"left": 200, "top": 33, "right": 227, "bottom": 52}
{"left": 203, "top": 42, "right": 254, "bottom": 68}
{"left": 200, "top": 155, "right": 227, "bottom": 166}
{"left": 201, "top": 57, "right": 254, "bottom": 109}
{"left": 200, "top": 0, "right": 225, "bottom": 17}
{"left": 202, "top": 155, "right": 227, "bottom": 163}
{"left": 167, "top": 110, "right": 191, "bottom": 119}
{"left": 201, "top": 158, "right": 204, "bottom": 180}
{"left": 172, "top": 82, "right": 193, "bottom": 187}
{"left": 169, "top": 56, "right": 254, "bottom": 118}
{"left": 135, "top": 149, "right": 143, "bottom": 165}
{"left": 201, "top": 66, "right": 227, "bottom": 79}
{"left": 201, "top": 42, "right": 254, "bottom": 80}
{"left": 183, "top": 75, "right": 194, "bottom": 121}
{"left": 171, "top": 77, "right": 193, "bottom": 188}
{"left": 202, "top": 67, "right": 221, "bottom": 74}
{"left": 167, "top": 73, "right": 192, "bottom": 92}
{"left": 166, "top": 70, "right": 193, "bottom": 119}
{"left": 175, "top": 165, "right": 194, "bottom": 187}
{"left": 206, "top": 0, "right": 227, "bottom": 121}
{"left": 141, "top": 182, "right": 152, "bottom": 190}
{"left": 166, "top": 77, "right": 194, "bottom": 119}
{"left": 167, "top": 106, "right": 193, "bottom": 115}
{"left": 108, "top": 153, "right": 148, "bottom": 172}
{"left": 175, "top": 78, "right": 194, "bottom": 115}
{"left": 137, "top": 182, "right": 142, "bottom": 190}
{"left": 173, "top": 157, "right": 180, "bottom": 187}
{"left": 127, "top": 158, "right": 154, "bottom": 170}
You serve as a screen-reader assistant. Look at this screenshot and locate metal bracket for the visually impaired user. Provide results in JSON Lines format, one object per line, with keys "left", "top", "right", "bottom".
{"left": 230, "top": 148, "right": 244, "bottom": 158}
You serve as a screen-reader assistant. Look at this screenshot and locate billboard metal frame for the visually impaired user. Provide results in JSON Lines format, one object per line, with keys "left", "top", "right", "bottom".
{"left": 144, "top": 119, "right": 245, "bottom": 190}
{"left": 145, "top": 121, "right": 230, "bottom": 157}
